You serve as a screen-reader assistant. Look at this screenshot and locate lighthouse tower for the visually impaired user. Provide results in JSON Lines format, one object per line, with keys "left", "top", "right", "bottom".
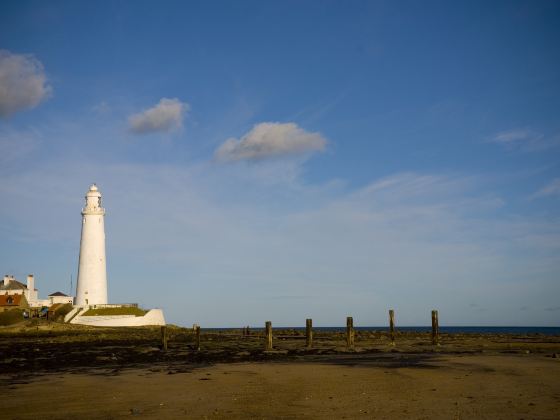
{"left": 75, "top": 184, "right": 108, "bottom": 306}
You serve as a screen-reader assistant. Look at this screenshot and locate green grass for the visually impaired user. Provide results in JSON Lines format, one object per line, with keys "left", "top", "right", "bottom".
{"left": 82, "top": 307, "right": 147, "bottom": 317}
{"left": 0, "top": 309, "right": 25, "bottom": 326}
{"left": 53, "top": 304, "right": 73, "bottom": 320}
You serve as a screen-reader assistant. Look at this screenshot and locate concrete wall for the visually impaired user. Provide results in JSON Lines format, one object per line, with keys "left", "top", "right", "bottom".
{"left": 70, "top": 309, "right": 166, "bottom": 327}
{"left": 28, "top": 299, "right": 50, "bottom": 308}
{"left": 50, "top": 296, "right": 74, "bottom": 305}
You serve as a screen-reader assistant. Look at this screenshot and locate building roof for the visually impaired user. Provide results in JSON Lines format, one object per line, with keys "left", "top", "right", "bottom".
{"left": 48, "top": 291, "right": 69, "bottom": 297}
{"left": 0, "top": 280, "right": 27, "bottom": 291}
{"left": 0, "top": 294, "right": 25, "bottom": 307}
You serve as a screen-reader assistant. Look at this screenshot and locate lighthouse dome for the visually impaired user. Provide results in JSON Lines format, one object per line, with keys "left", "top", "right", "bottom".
{"left": 89, "top": 184, "right": 98, "bottom": 192}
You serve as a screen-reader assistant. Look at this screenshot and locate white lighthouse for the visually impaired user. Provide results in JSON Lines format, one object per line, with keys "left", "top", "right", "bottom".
{"left": 75, "top": 184, "right": 108, "bottom": 306}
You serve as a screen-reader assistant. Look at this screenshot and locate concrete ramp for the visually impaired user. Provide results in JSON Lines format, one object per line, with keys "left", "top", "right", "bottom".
{"left": 64, "top": 306, "right": 84, "bottom": 323}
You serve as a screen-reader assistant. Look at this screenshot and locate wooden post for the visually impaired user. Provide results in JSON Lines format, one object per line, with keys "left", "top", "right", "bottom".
{"left": 306, "top": 318, "right": 313, "bottom": 349}
{"left": 195, "top": 325, "right": 201, "bottom": 351}
{"left": 246, "top": 326, "right": 250, "bottom": 336}
{"left": 346, "top": 316, "right": 355, "bottom": 349}
{"left": 431, "top": 310, "right": 439, "bottom": 346}
{"left": 265, "top": 321, "right": 273, "bottom": 350}
{"left": 389, "top": 309, "right": 395, "bottom": 345}
{"left": 161, "top": 325, "right": 168, "bottom": 351}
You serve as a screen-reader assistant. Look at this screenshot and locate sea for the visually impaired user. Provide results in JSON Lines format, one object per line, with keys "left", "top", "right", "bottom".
{"left": 315, "top": 326, "right": 560, "bottom": 335}
{"left": 208, "top": 326, "right": 560, "bottom": 335}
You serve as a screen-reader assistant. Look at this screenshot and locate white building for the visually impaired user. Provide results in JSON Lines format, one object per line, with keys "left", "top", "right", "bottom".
{"left": 75, "top": 184, "right": 108, "bottom": 306}
{"left": 68, "top": 183, "right": 165, "bottom": 327}
{"left": 1, "top": 184, "right": 164, "bottom": 325}
{"left": 0, "top": 274, "right": 50, "bottom": 307}
{"left": 48, "top": 291, "right": 74, "bottom": 305}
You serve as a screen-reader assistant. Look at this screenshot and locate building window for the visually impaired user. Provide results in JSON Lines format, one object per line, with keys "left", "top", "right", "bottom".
{"left": 7, "top": 297, "right": 13, "bottom": 304}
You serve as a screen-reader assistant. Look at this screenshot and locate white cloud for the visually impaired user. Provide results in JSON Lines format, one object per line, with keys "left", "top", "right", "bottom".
{"left": 128, "top": 98, "right": 188, "bottom": 134}
{"left": 215, "top": 122, "right": 327, "bottom": 162}
{"left": 532, "top": 179, "right": 560, "bottom": 199}
{"left": 489, "top": 128, "right": 551, "bottom": 151}
{"left": 0, "top": 50, "right": 52, "bottom": 117}
{"left": 491, "top": 129, "right": 537, "bottom": 144}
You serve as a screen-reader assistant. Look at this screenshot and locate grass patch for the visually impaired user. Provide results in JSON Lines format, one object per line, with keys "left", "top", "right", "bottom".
{"left": 0, "top": 309, "right": 25, "bottom": 326}
{"left": 53, "top": 304, "right": 73, "bottom": 321}
{"left": 82, "top": 307, "right": 148, "bottom": 317}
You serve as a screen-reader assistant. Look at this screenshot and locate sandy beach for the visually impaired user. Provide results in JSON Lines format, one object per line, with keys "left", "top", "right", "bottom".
{"left": 2, "top": 323, "right": 560, "bottom": 419}
{"left": 2, "top": 354, "right": 560, "bottom": 419}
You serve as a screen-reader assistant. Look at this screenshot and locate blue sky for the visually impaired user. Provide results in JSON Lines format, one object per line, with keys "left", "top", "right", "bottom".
{"left": 0, "top": 0, "right": 559, "bottom": 326}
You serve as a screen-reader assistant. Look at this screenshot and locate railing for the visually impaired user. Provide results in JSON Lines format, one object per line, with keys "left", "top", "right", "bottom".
{"left": 91, "top": 303, "right": 138, "bottom": 309}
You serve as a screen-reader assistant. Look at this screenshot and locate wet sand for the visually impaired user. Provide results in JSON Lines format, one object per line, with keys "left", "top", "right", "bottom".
{"left": 1, "top": 323, "right": 560, "bottom": 419}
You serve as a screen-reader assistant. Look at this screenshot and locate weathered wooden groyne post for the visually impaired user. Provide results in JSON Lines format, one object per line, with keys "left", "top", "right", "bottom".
{"left": 160, "top": 325, "right": 168, "bottom": 351}
{"left": 195, "top": 325, "right": 201, "bottom": 351}
{"left": 431, "top": 310, "right": 439, "bottom": 345}
{"left": 265, "top": 321, "right": 273, "bottom": 350}
{"left": 346, "top": 316, "right": 355, "bottom": 349}
{"left": 306, "top": 318, "right": 313, "bottom": 349}
{"left": 389, "top": 309, "right": 395, "bottom": 345}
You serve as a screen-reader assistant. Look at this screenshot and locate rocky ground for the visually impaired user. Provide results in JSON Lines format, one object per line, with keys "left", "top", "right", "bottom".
{"left": 1, "top": 321, "right": 559, "bottom": 419}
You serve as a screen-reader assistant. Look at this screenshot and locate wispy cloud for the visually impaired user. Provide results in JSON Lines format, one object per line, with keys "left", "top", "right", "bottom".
{"left": 0, "top": 124, "right": 558, "bottom": 325}
{"left": 491, "top": 129, "right": 539, "bottom": 144}
{"left": 2, "top": 161, "right": 559, "bottom": 325}
{"left": 215, "top": 122, "right": 326, "bottom": 162}
{"left": 489, "top": 128, "right": 555, "bottom": 151}
{"left": 92, "top": 101, "right": 111, "bottom": 115}
{"left": 0, "top": 50, "right": 52, "bottom": 118}
{"left": 531, "top": 178, "right": 560, "bottom": 199}
{"left": 128, "top": 98, "right": 188, "bottom": 134}
{"left": 263, "top": 295, "right": 314, "bottom": 300}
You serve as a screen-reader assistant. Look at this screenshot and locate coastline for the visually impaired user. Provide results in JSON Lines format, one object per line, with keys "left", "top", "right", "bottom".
{"left": 2, "top": 322, "right": 559, "bottom": 419}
